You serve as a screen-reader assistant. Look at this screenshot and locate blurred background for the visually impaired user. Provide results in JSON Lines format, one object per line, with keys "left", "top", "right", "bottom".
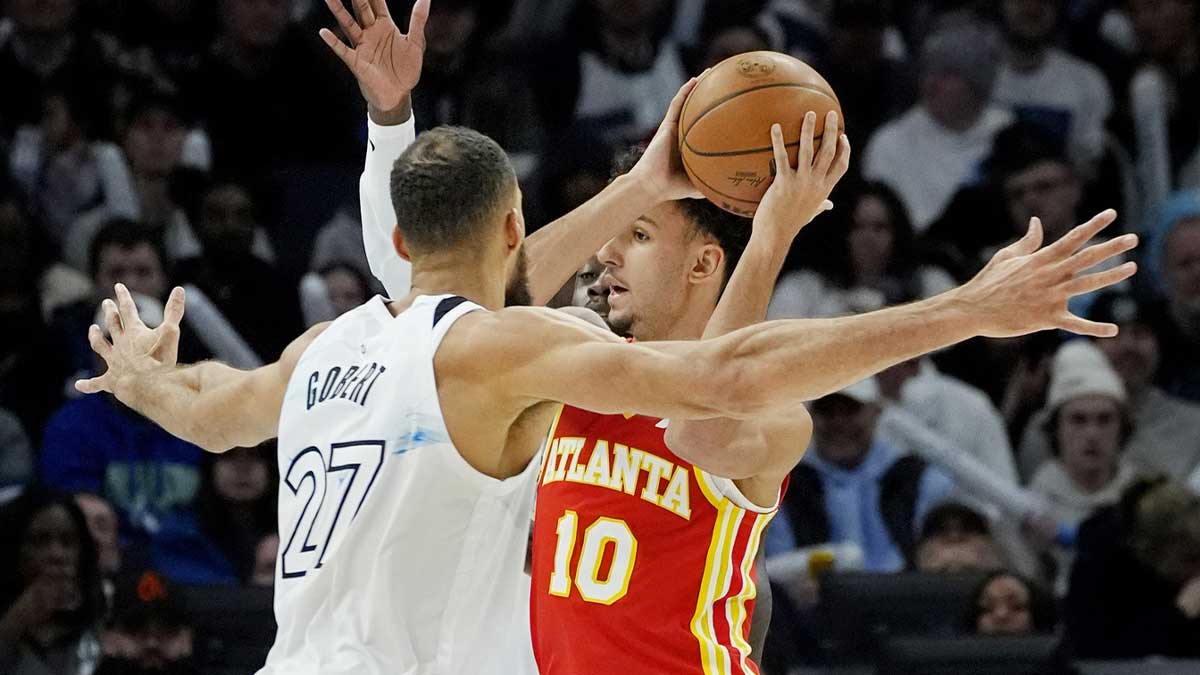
{"left": 1, "top": 0, "right": 1200, "bottom": 673}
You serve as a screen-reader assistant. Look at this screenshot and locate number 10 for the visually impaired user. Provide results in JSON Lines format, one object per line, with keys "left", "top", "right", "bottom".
{"left": 548, "top": 511, "right": 638, "bottom": 605}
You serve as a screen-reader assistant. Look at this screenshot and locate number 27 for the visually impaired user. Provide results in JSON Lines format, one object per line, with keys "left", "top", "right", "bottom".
{"left": 281, "top": 440, "right": 385, "bottom": 578}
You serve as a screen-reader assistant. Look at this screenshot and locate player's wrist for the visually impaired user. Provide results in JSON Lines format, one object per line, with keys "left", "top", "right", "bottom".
{"left": 368, "top": 95, "right": 413, "bottom": 126}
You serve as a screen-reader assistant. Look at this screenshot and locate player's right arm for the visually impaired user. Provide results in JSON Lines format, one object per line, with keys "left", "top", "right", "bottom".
{"left": 451, "top": 213, "right": 1137, "bottom": 419}
{"left": 75, "top": 285, "right": 327, "bottom": 453}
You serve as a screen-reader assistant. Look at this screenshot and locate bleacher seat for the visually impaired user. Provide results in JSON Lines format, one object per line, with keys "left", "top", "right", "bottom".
{"left": 180, "top": 585, "right": 275, "bottom": 675}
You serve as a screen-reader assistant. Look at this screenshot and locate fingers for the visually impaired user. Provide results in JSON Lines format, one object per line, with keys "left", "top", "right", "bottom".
{"left": 87, "top": 324, "right": 111, "bottom": 359}
{"left": 407, "top": 0, "right": 430, "bottom": 48}
{"left": 1063, "top": 233, "right": 1139, "bottom": 273}
{"left": 162, "top": 286, "right": 186, "bottom": 331}
{"left": 102, "top": 299, "right": 123, "bottom": 338}
{"left": 1061, "top": 261, "right": 1138, "bottom": 296}
{"left": 370, "top": 0, "right": 391, "bottom": 18}
{"left": 1057, "top": 314, "right": 1119, "bottom": 338}
{"left": 75, "top": 375, "right": 111, "bottom": 396}
{"left": 770, "top": 124, "right": 791, "bottom": 177}
{"left": 319, "top": 28, "right": 359, "bottom": 69}
{"left": 797, "top": 111, "right": 816, "bottom": 170}
{"left": 662, "top": 75, "right": 701, "bottom": 131}
{"left": 1037, "top": 209, "right": 1118, "bottom": 261}
{"left": 352, "top": 0, "right": 376, "bottom": 27}
{"left": 1012, "top": 217, "right": 1047, "bottom": 258}
{"left": 814, "top": 110, "right": 839, "bottom": 175}
{"left": 324, "top": 0, "right": 364, "bottom": 44}
{"left": 114, "top": 284, "right": 145, "bottom": 331}
{"left": 831, "top": 133, "right": 851, "bottom": 182}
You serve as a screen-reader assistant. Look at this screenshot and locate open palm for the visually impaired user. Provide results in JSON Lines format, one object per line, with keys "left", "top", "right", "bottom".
{"left": 320, "top": 0, "right": 430, "bottom": 112}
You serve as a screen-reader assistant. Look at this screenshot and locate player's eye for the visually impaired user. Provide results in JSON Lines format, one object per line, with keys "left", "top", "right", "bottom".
{"left": 578, "top": 273, "right": 596, "bottom": 282}
{"left": 633, "top": 230, "right": 650, "bottom": 242}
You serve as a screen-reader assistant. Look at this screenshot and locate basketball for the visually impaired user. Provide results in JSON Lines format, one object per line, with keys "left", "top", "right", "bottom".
{"left": 679, "top": 51, "right": 843, "bottom": 217}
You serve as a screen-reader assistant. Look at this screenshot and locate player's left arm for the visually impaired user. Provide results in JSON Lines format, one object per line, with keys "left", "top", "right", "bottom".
{"left": 664, "top": 112, "right": 850, "bottom": 481}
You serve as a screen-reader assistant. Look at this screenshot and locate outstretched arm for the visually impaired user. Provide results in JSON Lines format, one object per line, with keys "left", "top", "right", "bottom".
{"left": 666, "top": 112, "right": 849, "bottom": 479}
{"left": 76, "top": 285, "right": 327, "bottom": 452}
{"left": 459, "top": 211, "right": 1136, "bottom": 420}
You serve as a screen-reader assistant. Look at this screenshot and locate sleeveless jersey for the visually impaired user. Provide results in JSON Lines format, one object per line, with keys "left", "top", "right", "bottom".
{"left": 530, "top": 406, "right": 780, "bottom": 675}
{"left": 260, "top": 294, "right": 540, "bottom": 675}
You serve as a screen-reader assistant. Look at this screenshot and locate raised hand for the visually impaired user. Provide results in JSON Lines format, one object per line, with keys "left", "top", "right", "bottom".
{"left": 627, "top": 76, "right": 705, "bottom": 202}
{"left": 754, "top": 110, "right": 851, "bottom": 242}
{"left": 319, "top": 0, "right": 430, "bottom": 117}
{"left": 76, "top": 284, "right": 186, "bottom": 397}
{"left": 957, "top": 210, "right": 1138, "bottom": 338}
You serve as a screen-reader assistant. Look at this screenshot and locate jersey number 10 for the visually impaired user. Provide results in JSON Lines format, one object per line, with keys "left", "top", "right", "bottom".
{"left": 281, "top": 440, "right": 386, "bottom": 578}
{"left": 548, "top": 510, "right": 639, "bottom": 605}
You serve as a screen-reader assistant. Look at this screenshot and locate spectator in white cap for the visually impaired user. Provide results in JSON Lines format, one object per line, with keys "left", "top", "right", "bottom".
{"left": 1028, "top": 341, "right": 1141, "bottom": 528}
{"left": 775, "top": 377, "right": 955, "bottom": 573}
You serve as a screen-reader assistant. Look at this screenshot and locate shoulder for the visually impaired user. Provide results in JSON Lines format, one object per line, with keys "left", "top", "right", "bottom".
{"left": 435, "top": 306, "right": 621, "bottom": 377}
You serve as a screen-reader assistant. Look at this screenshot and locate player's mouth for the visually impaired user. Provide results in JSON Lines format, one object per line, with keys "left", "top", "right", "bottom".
{"left": 601, "top": 273, "right": 629, "bottom": 301}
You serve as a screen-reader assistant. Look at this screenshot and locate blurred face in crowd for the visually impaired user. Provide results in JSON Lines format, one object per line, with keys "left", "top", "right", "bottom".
{"left": 920, "top": 71, "right": 981, "bottom": 131}
{"left": 7, "top": 0, "right": 76, "bottom": 34}
{"left": 123, "top": 107, "right": 186, "bottom": 177}
{"left": 213, "top": 447, "right": 270, "bottom": 503}
{"left": 811, "top": 395, "right": 880, "bottom": 469}
{"left": 702, "top": 27, "right": 770, "bottom": 70}
{"left": 849, "top": 194, "right": 896, "bottom": 283}
{"left": 592, "top": 0, "right": 666, "bottom": 32}
{"left": 917, "top": 533, "right": 1004, "bottom": 574}
{"left": 1001, "top": 0, "right": 1059, "bottom": 48}
{"left": 321, "top": 266, "right": 369, "bottom": 317}
{"left": 596, "top": 203, "right": 724, "bottom": 340}
{"left": 21, "top": 504, "right": 82, "bottom": 609}
{"left": 572, "top": 257, "right": 609, "bottom": 322}
{"left": 199, "top": 183, "right": 256, "bottom": 259}
{"left": 1004, "top": 159, "right": 1082, "bottom": 240}
{"left": 252, "top": 534, "right": 278, "bottom": 586}
{"left": 105, "top": 621, "right": 194, "bottom": 668}
{"left": 222, "top": 0, "right": 290, "bottom": 49}
{"left": 876, "top": 359, "right": 920, "bottom": 400}
{"left": 1094, "top": 324, "right": 1159, "bottom": 397}
{"left": 1128, "top": 0, "right": 1197, "bottom": 62}
{"left": 75, "top": 493, "right": 121, "bottom": 576}
{"left": 95, "top": 241, "right": 168, "bottom": 300}
{"left": 1165, "top": 218, "right": 1200, "bottom": 320}
{"left": 425, "top": 4, "right": 479, "bottom": 60}
{"left": 976, "top": 574, "right": 1034, "bottom": 635}
{"left": 42, "top": 94, "right": 83, "bottom": 152}
{"left": 1056, "top": 395, "right": 1123, "bottom": 489}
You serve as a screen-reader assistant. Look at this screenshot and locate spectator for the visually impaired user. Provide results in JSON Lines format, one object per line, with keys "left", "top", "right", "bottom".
{"left": 915, "top": 502, "right": 1005, "bottom": 574}
{"left": 1146, "top": 189, "right": 1200, "bottom": 400}
{"left": 109, "top": 0, "right": 217, "bottom": 87}
{"left": 1127, "top": 0, "right": 1200, "bottom": 209}
{"left": 318, "top": 262, "right": 370, "bottom": 318}
{"left": 174, "top": 180, "right": 303, "bottom": 360}
{"left": 152, "top": 444, "right": 277, "bottom": 585}
{"left": 8, "top": 87, "right": 138, "bottom": 244}
{"left": 1020, "top": 291, "right": 1200, "bottom": 482}
{"left": 780, "top": 378, "right": 955, "bottom": 573}
{"left": 531, "top": 0, "right": 687, "bottom": 146}
{"left": 185, "top": 0, "right": 361, "bottom": 174}
{"left": 250, "top": 534, "right": 278, "bottom": 587}
{"left": 863, "top": 14, "right": 1013, "bottom": 231}
{"left": 967, "top": 571, "right": 1057, "bottom": 635}
{"left": 769, "top": 181, "right": 955, "bottom": 319}
{"left": 1066, "top": 477, "right": 1200, "bottom": 658}
{"left": 0, "top": 0, "right": 119, "bottom": 141}
{"left": 74, "top": 493, "right": 122, "bottom": 580}
{"left": 0, "top": 489, "right": 105, "bottom": 675}
{"left": 0, "top": 407, "right": 33, "bottom": 487}
{"left": 39, "top": 380, "right": 205, "bottom": 546}
{"left": 817, "top": 0, "right": 917, "bottom": 146}
{"left": 696, "top": 23, "right": 771, "bottom": 70}
{"left": 993, "top": 0, "right": 1114, "bottom": 171}
{"left": 572, "top": 256, "right": 609, "bottom": 323}
{"left": 97, "top": 570, "right": 196, "bottom": 674}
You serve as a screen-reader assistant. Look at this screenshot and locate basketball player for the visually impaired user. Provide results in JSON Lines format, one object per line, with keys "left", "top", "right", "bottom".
{"left": 79, "top": 5, "right": 1136, "bottom": 675}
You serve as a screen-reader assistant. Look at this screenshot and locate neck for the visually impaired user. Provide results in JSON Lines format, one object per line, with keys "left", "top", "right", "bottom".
{"left": 1068, "top": 464, "right": 1116, "bottom": 494}
{"left": 598, "top": 26, "right": 655, "bottom": 69}
{"left": 407, "top": 257, "right": 506, "bottom": 311}
{"left": 134, "top": 174, "right": 174, "bottom": 225}
{"left": 1008, "top": 42, "right": 1048, "bottom": 72}
{"left": 929, "top": 100, "right": 986, "bottom": 133}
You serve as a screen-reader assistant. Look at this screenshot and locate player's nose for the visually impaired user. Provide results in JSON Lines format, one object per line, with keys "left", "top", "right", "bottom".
{"left": 597, "top": 237, "right": 622, "bottom": 269}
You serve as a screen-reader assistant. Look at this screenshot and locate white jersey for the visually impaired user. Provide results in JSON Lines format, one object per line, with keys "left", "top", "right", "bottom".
{"left": 259, "top": 293, "right": 539, "bottom": 675}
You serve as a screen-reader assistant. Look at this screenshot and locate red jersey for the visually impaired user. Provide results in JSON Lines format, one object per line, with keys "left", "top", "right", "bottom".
{"left": 530, "top": 405, "right": 780, "bottom": 675}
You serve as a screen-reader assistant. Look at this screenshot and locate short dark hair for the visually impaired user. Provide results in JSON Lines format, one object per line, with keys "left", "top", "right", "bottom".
{"left": 612, "top": 147, "right": 751, "bottom": 290}
{"left": 919, "top": 502, "right": 992, "bottom": 544}
{"left": 965, "top": 571, "right": 1058, "bottom": 633}
{"left": 390, "top": 126, "right": 517, "bottom": 254}
{"left": 989, "top": 122, "right": 1072, "bottom": 182}
{"left": 89, "top": 218, "right": 167, "bottom": 279}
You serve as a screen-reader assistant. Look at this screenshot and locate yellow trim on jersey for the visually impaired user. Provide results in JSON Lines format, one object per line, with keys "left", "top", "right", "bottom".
{"left": 538, "top": 405, "right": 566, "bottom": 483}
{"left": 691, "top": 500, "right": 742, "bottom": 675}
{"left": 693, "top": 467, "right": 728, "bottom": 510}
{"left": 728, "top": 512, "right": 773, "bottom": 672}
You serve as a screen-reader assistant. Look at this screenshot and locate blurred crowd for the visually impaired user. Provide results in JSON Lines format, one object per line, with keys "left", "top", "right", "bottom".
{"left": 2, "top": 0, "right": 1200, "bottom": 673}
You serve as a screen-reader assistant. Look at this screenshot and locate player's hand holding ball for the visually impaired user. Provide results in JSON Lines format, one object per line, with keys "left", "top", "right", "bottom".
{"left": 754, "top": 110, "right": 851, "bottom": 243}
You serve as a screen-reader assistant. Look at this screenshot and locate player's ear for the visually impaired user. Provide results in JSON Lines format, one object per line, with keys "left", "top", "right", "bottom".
{"left": 687, "top": 242, "right": 724, "bottom": 286}
{"left": 392, "top": 226, "right": 413, "bottom": 263}
{"left": 504, "top": 208, "right": 524, "bottom": 252}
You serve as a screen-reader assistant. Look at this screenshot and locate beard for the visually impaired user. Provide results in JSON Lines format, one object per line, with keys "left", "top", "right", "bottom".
{"left": 605, "top": 311, "right": 634, "bottom": 339}
{"left": 504, "top": 247, "right": 533, "bottom": 307}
